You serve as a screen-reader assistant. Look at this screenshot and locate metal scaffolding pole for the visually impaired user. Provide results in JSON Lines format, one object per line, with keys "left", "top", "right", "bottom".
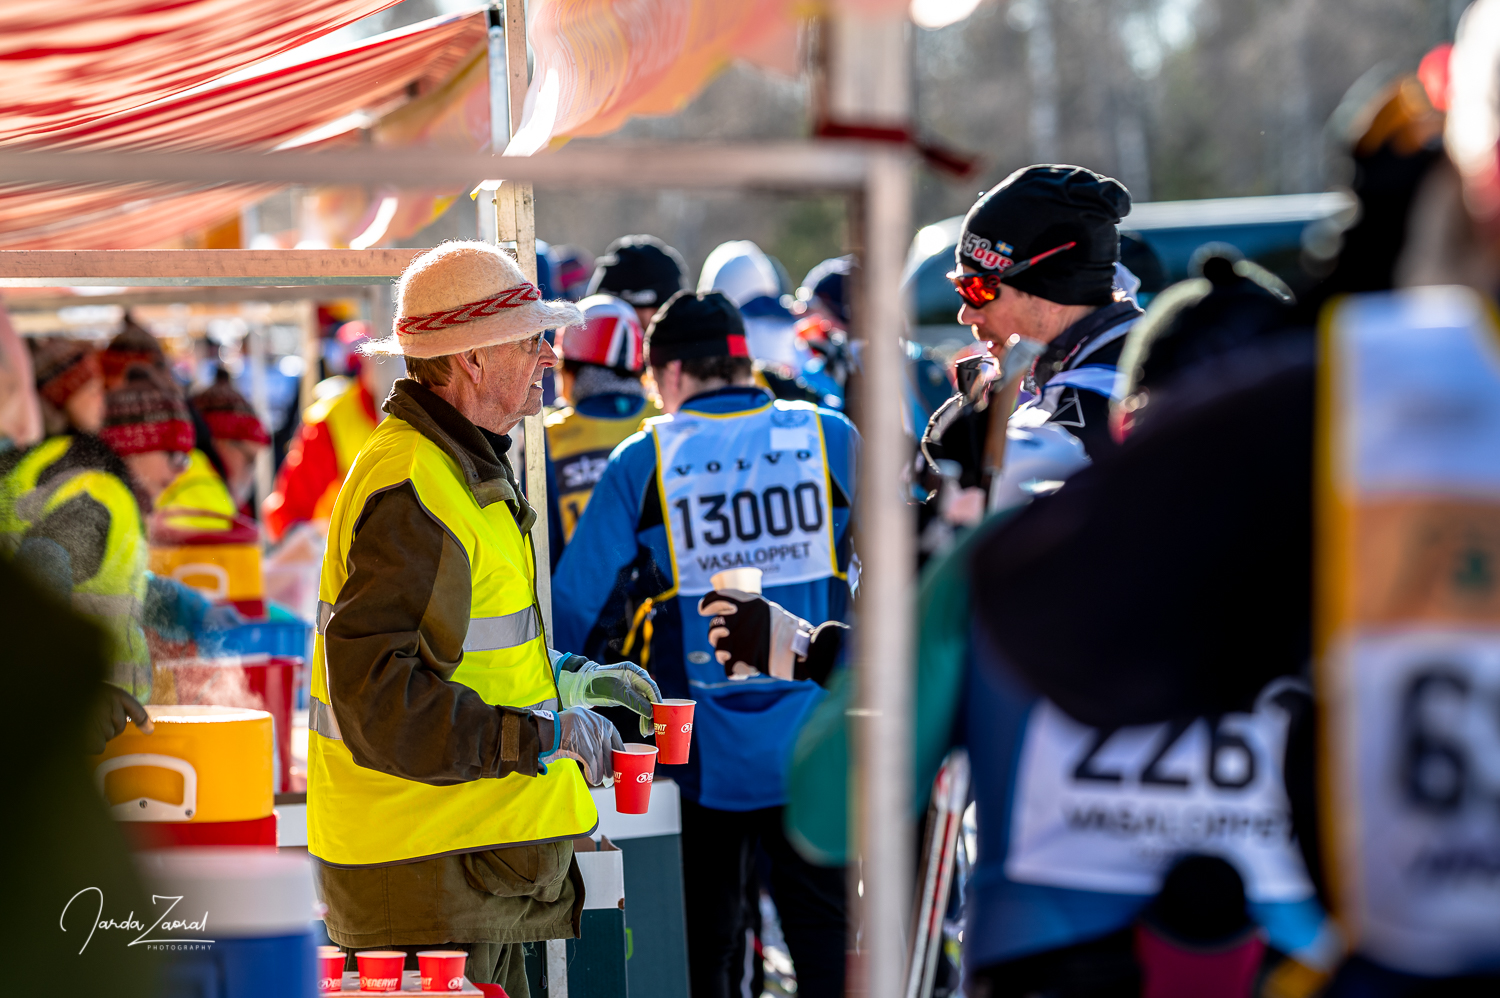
{"left": 830, "top": 14, "right": 914, "bottom": 998}
{"left": 486, "top": 0, "right": 553, "bottom": 635}
{"left": 853, "top": 147, "right": 915, "bottom": 998}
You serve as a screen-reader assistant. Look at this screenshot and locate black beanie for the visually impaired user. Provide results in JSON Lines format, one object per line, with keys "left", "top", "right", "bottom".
{"left": 645, "top": 291, "right": 749, "bottom": 365}
{"left": 587, "top": 235, "right": 687, "bottom": 308}
{"left": 957, "top": 165, "right": 1131, "bottom": 306}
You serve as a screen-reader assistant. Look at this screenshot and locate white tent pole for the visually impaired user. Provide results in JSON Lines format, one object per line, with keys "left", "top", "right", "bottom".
{"left": 830, "top": 12, "right": 915, "bottom": 998}
{"left": 486, "top": 0, "right": 552, "bottom": 632}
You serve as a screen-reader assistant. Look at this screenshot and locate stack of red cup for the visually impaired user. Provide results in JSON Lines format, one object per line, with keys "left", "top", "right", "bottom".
{"left": 317, "top": 945, "right": 344, "bottom": 992}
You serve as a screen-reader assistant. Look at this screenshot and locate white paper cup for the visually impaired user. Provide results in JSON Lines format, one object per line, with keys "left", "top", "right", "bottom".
{"left": 710, "top": 568, "right": 763, "bottom": 594}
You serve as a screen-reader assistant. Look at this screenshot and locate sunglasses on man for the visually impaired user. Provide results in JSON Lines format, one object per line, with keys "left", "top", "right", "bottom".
{"left": 947, "top": 240, "right": 1078, "bottom": 308}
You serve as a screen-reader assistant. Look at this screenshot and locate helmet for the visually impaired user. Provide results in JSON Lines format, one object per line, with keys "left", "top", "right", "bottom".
{"left": 698, "top": 240, "right": 786, "bottom": 312}
{"left": 555, "top": 295, "right": 646, "bottom": 373}
{"left": 797, "top": 256, "right": 855, "bottom": 324}
{"left": 588, "top": 235, "right": 686, "bottom": 308}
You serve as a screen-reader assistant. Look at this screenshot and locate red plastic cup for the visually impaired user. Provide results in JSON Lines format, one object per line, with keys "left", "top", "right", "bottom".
{"left": 356, "top": 950, "right": 406, "bottom": 993}
{"left": 652, "top": 699, "right": 696, "bottom": 765}
{"left": 317, "top": 945, "right": 344, "bottom": 993}
{"left": 612, "top": 744, "right": 658, "bottom": 814}
{"left": 417, "top": 950, "right": 468, "bottom": 992}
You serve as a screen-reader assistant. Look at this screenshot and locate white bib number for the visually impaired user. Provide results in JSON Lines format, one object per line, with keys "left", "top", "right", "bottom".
{"left": 654, "top": 403, "right": 838, "bottom": 597}
{"left": 1334, "top": 629, "right": 1500, "bottom": 972}
{"left": 1006, "top": 682, "right": 1314, "bottom": 902}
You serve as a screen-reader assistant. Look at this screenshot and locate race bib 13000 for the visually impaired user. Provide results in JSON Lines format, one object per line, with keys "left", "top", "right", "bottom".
{"left": 652, "top": 402, "right": 839, "bottom": 597}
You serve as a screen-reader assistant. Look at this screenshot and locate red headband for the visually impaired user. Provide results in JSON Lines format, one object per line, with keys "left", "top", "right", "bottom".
{"left": 397, "top": 283, "right": 542, "bottom": 336}
{"left": 203, "top": 410, "right": 270, "bottom": 446}
{"left": 101, "top": 418, "right": 194, "bottom": 457}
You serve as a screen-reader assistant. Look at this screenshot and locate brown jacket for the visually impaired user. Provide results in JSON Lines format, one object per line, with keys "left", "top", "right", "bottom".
{"left": 317, "top": 379, "right": 583, "bottom": 948}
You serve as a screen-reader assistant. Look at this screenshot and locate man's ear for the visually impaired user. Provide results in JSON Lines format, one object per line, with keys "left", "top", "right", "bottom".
{"left": 454, "top": 349, "right": 484, "bottom": 384}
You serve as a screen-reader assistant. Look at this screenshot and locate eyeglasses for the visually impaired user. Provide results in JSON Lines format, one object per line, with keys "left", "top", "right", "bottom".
{"left": 167, "top": 451, "right": 191, "bottom": 473}
{"left": 947, "top": 240, "right": 1078, "bottom": 308}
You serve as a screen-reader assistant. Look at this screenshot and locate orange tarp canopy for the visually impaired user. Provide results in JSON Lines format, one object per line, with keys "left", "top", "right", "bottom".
{"left": 0, "top": 12, "right": 489, "bottom": 250}
{"left": 0, "top": 0, "right": 401, "bottom": 143}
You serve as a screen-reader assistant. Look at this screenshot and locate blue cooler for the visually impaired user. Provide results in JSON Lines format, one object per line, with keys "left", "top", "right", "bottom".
{"left": 138, "top": 847, "right": 317, "bottom": 998}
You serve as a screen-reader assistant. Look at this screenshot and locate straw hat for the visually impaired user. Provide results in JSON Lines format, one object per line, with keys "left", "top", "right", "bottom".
{"left": 365, "top": 241, "right": 583, "bottom": 359}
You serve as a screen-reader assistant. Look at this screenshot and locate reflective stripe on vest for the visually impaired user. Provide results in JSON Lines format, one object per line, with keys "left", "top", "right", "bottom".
{"left": 307, "top": 411, "right": 597, "bottom": 867}
{"left": 545, "top": 399, "right": 661, "bottom": 543}
{"left": 318, "top": 599, "right": 540, "bottom": 652}
{"left": 0, "top": 437, "right": 151, "bottom": 699}
{"left": 465, "top": 605, "right": 541, "bottom": 652}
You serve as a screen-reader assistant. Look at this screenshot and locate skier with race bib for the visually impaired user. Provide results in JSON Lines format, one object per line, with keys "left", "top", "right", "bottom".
{"left": 552, "top": 289, "right": 858, "bottom": 998}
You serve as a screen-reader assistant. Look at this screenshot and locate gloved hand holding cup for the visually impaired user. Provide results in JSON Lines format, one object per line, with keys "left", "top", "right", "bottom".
{"left": 698, "top": 572, "right": 814, "bottom": 681}
{"left": 555, "top": 652, "right": 662, "bottom": 737}
{"left": 540, "top": 705, "right": 624, "bottom": 787}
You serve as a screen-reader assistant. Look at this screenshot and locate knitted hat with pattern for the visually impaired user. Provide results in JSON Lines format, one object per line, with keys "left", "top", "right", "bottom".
{"left": 102, "top": 313, "right": 169, "bottom": 384}
{"left": 365, "top": 241, "right": 582, "bottom": 359}
{"left": 191, "top": 368, "right": 270, "bottom": 445}
{"left": 101, "top": 367, "right": 194, "bottom": 456}
{"left": 30, "top": 337, "right": 101, "bottom": 407}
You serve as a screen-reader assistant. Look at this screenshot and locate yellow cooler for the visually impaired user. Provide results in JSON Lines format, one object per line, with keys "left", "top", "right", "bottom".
{"left": 149, "top": 509, "right": 265, "bottom": 616}
{"left": 93, "top": 705, "right": 277, "bottom": 848}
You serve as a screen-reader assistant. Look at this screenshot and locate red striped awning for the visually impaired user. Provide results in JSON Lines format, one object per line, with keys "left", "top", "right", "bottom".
{"left": 0, "top": 12, "right": 488, "bottom": 250}
{"left": 0, "top": 0, "right": 402, "bottom": 143}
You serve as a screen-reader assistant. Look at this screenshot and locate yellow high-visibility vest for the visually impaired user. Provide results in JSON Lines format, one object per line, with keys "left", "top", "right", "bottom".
{"left": 307, "top": 411, "right": 597, "bottom": 868}
{"left": 0, "top": 436, "right": 151, "bottom": 698}
{"left": 156, "top": 448, "right": 238, "bottom": 531}
{"left": 307, "top": 381, "right": 378, "bottom": 520}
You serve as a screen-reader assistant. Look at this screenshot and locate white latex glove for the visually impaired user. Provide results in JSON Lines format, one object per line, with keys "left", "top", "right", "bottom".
{"left": 540, "top": 706, "right": 624, "bottom": 787}
{"left": 553, "top": 653, "right": 662, "bottom": 737}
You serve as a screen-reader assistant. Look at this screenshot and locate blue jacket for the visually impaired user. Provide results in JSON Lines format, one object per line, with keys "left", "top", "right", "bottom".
{"left": 552, "top": 386, "right": 859, "bottom": 810}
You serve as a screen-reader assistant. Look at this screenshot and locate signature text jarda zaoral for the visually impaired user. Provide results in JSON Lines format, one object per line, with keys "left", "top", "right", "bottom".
{"left": 60, "top": 887, "right": 215, "bottom": 954}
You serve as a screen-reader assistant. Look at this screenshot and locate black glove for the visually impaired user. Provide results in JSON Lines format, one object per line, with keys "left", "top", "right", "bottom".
{"left": 86, "top": 684, "right": 152, "bottom": 755}
{"left": 697, "top": 588, "right": 821, "bottom": 681}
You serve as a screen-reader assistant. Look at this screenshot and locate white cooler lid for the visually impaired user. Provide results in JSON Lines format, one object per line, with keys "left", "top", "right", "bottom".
{"left": 136, "top": 847, "right": 317, "bottom": 936}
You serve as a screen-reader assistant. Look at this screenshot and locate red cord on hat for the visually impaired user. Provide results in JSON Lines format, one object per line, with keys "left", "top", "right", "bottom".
{"left": 397, "top": 284, "right": 542, "bottom": 336}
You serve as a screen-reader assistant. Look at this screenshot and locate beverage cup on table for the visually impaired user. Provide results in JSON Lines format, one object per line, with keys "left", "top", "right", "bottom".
{"left": 652, "top": 698, "right": 696, "bottom": 764}
{"left": 356, "top": 950, "right": 406, "bottom": 993}
{"left": 612, "top": 744, "right": 658, "bottom": 814}
{"left": 417, "top": 950, "right": 468, "bottom": 992}
{"left": 710, "top": 567, "right": 762, "bottom": 594}
{"left": 317, "top": 945, "right": 344, "bottom": 992}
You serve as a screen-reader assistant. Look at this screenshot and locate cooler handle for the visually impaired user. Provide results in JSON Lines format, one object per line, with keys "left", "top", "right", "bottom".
{"left": 94, "top": 753, "right": 199, "bottom": 823}
{"left": 170, "top": 562, "right": 230, "bottom": 600}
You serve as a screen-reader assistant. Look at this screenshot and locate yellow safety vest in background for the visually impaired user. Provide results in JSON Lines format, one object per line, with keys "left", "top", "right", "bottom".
{"left": 307, "top": 412, "right": 597, "bottom": 867}
{"left": 0, "top": 436, "right": 151, "bottom": 699}
{"left": 545, "top": 398, "right": 661, "bottom": 542}
{"left": 156, "top": 448, "right": 237, "bottom": 530}
{"left": 307, "top": 381, "right": 378, "bottom": 520}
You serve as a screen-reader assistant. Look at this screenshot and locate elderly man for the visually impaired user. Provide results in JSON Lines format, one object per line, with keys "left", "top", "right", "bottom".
{"left": 307, "top": 241, "right": 662, "bottom": 993}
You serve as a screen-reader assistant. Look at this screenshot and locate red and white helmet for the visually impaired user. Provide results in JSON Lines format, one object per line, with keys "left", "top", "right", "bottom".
{"left": 555, "top": 294, "right": 645, "bottom": 372}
